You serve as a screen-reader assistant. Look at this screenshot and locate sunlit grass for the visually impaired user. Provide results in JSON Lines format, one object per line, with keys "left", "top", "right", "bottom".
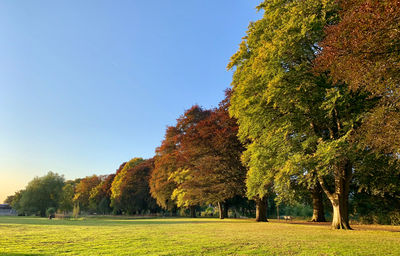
{"left": 0, "top": 216, "right": 399, "bottom": 255}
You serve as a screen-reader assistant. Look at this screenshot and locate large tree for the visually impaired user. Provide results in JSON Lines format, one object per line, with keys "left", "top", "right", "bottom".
{"left": 168, "top": 100, "right": 246, "bottom": 219}
{"left": 150, "top": 126, "right": 180, "bottom": 212}
{"left": 150, "top": 106, "right": 210, "bottom": 217}
{"left": 316, "top": 0, "right": 400, "bottom": 153}
{"left": 228, "top": 0, "right": 370, "bottom": 229}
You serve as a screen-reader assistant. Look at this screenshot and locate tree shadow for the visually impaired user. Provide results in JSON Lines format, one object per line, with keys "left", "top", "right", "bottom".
{"left": 0, "top": 216, "right": 247, "bottom": 227}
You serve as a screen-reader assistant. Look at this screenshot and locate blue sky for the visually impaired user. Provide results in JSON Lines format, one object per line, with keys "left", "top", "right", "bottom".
{"left": 0, "top": 0, "right": 262, "bottom": 202}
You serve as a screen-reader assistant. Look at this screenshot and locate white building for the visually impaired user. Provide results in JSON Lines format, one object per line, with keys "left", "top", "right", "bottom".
{"left": 0, "top": 204, "right": 17, "bottom": 216}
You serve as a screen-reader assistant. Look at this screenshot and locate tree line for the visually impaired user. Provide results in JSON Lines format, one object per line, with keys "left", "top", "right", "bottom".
{"left": 5, "top": 0, "right": 400, "bottom": 229}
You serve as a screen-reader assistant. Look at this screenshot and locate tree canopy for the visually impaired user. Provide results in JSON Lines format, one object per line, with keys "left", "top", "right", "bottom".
{"left": 14, "top": 172, "right": 65, "bottom": 216}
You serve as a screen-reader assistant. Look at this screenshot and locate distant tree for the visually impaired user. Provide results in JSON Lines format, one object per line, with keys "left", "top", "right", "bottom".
{"left": 73, "top": 175, "right": 101, "bottom": 212}
{"left": 4, "top": 195, "right": 15, "bottom": 205}
{"left": 89, "top": 174, "right": 115, "bottom": 214}
{"left": 110, "top": 158, "right": 144, "bottom": 212}
{"left": 59, "top": 183, "right": 75, "bottom": 213}
{"left": 9, "top": 190, "right": 24, "bottom": 214}
{"left": 115, "top": 159, "right": 159, "bottom": 214}
{"left": 16, "top": 172, "right": 65, "bottom": 216}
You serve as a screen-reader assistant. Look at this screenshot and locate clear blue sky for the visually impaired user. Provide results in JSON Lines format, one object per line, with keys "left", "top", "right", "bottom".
{"left": 0, "top": 0, "right": 262, "bottom": 202}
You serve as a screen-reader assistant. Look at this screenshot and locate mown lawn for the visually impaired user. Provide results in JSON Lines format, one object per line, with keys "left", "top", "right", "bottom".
{"left": 0, "top": 216, "right": 399, "bottom": 255}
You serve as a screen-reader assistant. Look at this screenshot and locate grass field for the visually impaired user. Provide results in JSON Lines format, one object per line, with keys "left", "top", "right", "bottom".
{"left": 0, "top": 216, "right": 399, "bottom": 255}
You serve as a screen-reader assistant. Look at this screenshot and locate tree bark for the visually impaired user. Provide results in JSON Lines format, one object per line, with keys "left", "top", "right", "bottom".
{"left": 318, "top": 160, "right": 352, "bottom": 229}
{"left": 189, "top": 206, "right": 196, "bottom": 218}
{"left": 255, "top": 196, "right": 268, "bottom": 222}
{"left": 311, "top": 182, "right": 326, "bottom": 222}
{"left": 218, "top": 202, "right": 225, "bottom": 219}
{"left": 277, "top": 204, "right": 280, "bottom": 220}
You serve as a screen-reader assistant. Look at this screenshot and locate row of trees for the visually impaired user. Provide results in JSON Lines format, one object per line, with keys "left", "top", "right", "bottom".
{"left": 5, "top": 99, "right": 253, "bottom": 219}
{"left": 6, "top": 158, "right": 159, "bottom": 217}
{"left": 5, "top": 0, "right": 400, "bottom": 229}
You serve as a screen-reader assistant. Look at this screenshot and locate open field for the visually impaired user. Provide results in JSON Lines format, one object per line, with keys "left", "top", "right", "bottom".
{"left": 0, "top": 216, "right": 400, "bottom": 255}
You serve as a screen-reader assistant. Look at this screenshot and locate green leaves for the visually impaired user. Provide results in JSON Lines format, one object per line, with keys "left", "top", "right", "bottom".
{"left": 230, "top": 0, "right": 337, "bottom": 198}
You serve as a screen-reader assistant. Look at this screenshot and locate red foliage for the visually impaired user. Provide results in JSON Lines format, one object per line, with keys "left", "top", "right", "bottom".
{"left": 178, "top": 94, "right": 246, "bottom": 205}
{"left": 118, "top": 158, "right": 159, "bottom": 214}
{"left": 150, "top": 106, "right": 210, "bottom": 209}
{"left": 74, "top": 175, "right": 102, "bottom": 210}
{"left": 316, "top": 0, "right": 400, "bottom": 152}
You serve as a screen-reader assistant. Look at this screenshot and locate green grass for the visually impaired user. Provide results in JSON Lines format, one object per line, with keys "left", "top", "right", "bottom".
{"left": 0, "top": 216, "right": 399, "bottom": 255}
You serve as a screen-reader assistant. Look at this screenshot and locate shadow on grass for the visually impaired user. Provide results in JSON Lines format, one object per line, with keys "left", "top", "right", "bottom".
{"left": 0, "top": 216, "right": 248, "bottom": 227}
{"left": 270, "top": 219, "right": 400, "bottom": 232}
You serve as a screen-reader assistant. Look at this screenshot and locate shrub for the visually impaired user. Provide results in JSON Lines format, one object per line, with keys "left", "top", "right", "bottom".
{"left": 389, "top": 211, "right": 400, "bottom": 225}
{"left": 46, "top": 207, "right": 56, "bottom": 219}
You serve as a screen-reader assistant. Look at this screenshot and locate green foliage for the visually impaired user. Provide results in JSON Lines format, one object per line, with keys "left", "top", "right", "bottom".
{"left": 3, "top": 195, "right": 15, "bottom": 205}
{"left": 89, "top": 174, "right": 115, "bottom": 214}
{"left": 59, "top": 183, "right": 75, "bottom": 213}
{"left": 46, "top": 207, "right": 56, "bottom": 217}
{"left": 228, "top": 0, "right": 340, "bottom": 203}
{"left": 98, "top": 197, "right": 111, "bottom": 215}
{"left": 13, "top": 172, "right": 65, "bottom": 216}
{"left": 227, "top": 0, "right": 390, "bottom": 229}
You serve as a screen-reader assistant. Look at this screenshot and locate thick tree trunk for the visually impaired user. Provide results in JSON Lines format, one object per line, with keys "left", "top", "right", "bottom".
{"left": 255, "top": 196, "right": 268, "bottom": 222}
{"left": 311, "top": 182, "right": 326, "bottom": 222}
{"left": 189, "top": 206, "right": 196, "bottom": 218}
{"left": 319, "top": 160, "right": 352, "bottom": 230}
{"left": 218, "top": 202, "right": 225, "bottom": 219}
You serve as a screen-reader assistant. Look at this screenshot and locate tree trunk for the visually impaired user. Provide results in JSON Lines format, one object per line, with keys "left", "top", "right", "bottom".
{"left": 319, "top": 160, "right": 352, "bottom": 229}
{"left": 277, "top": 204, "right": 280, "bottom": 220}
{"left": 255, "top": 196, "right": 268, "bottom": 222}
{"left": 311, "top": 182, "right": 326, "bottom": 222}
{"left": 223, "top": 202, "right": 229, "bottom": 218}
{"left": 189, "top": 206, "right": 196, "bottom": 218}
{"left": 218, "top": 202, "right": 225, "bottom": 219}
{"left": 170, "top": 206, "right": 177, "bottom": 216}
